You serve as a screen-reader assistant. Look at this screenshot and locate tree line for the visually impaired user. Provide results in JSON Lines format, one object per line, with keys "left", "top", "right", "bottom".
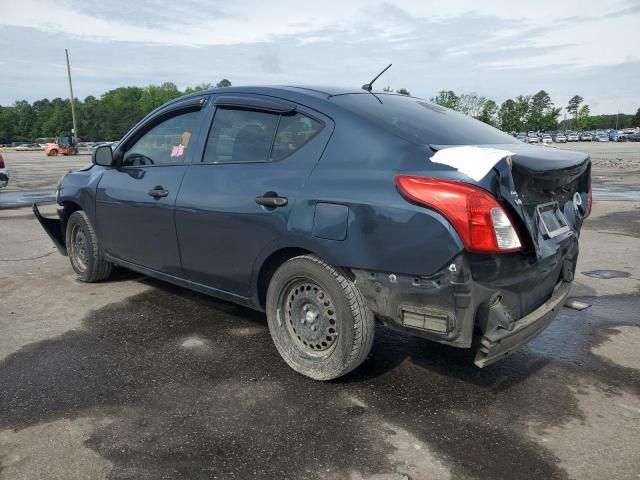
{"left": 1, "top": 80, "right": 638, "bottom": 144}
{"left": 429, "top": 90, "right": 639, "bottom": 132}
{"left": 0, "top": 79, "right": 231, "bottom": 144}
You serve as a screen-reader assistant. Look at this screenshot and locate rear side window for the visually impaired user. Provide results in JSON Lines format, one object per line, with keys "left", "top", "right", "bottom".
{"left": 331, "top": 94, "right": 520, "bottom": 146}
{"left": 202, "top": 108, "right": 323, "bottom": 163}
{"left": 272, "top": 113, "right": 323, "bottom": 161}
{"left": 122, "top": 110, "right": 201, "bottom": 167}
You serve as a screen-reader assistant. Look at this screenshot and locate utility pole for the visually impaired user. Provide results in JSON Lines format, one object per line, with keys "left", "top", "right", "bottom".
{"left": 65, "top": 49, "right": 79, "bottom": 144}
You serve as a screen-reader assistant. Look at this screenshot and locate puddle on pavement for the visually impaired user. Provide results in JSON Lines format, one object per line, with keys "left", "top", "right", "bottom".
{"left": 592, "top": 185, "right": 640, "bottom": 201}
{"left": 581, "top": 270, "right": 631, "bottom": 279}
{"left": 0, "top": 190, "right": 55, "bottom": 209}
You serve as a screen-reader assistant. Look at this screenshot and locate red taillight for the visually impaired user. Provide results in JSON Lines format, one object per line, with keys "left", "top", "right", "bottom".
{"left": 585, "top": 187, "right": 593, "bottom": 218}
{"left": 395, "top": 176, "right": 522, "bottom": 254}
{"left": 0, "top": 154, "right": 4, "bottom": 168}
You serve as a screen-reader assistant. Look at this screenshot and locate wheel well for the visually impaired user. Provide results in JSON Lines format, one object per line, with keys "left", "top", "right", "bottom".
{"left": 60, "top": 201, "right": 82, "bottom": 231}
{"left": 257, "top": 247, "right": 311, "bottom": 309}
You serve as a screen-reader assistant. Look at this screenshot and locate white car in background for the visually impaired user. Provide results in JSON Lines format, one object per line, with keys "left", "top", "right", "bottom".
{"left": 528, "top": 134, "right": 540, "bottom": 144}
{"left": 554, "top": 133, "right": 567, "bottom": 143}
{"left": 567, "top": 132, "right": 579, "bottom": 142}
{"left": 542, "top": 135, "right": 553, "bottom": 144}
{"left": 580, "top": 132, "right": 593, "bottom": 142}
{"left": 595, "top": 133, "right": 609, "bottom": 142}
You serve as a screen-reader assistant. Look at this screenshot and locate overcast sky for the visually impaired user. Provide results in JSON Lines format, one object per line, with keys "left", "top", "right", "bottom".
{"left": 0, "top": 0, "right": 638, "bottom": 114}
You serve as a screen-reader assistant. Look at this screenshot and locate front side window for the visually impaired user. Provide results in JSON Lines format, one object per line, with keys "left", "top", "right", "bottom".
{"left": 122, "top": 110, "right": 201, "bottom": 167}
{"left": 202, "top": 108, "right": 323, "bottom": 163}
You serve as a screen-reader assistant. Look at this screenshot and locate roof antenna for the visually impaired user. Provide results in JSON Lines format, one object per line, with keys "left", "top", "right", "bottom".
{"left": 362, "top": 64, "right": 392, "bottom": 92}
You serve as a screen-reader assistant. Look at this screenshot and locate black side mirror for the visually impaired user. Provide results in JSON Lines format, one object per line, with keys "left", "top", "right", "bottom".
{"left": 92, "top": 144, "right": 114, "bottom": 167}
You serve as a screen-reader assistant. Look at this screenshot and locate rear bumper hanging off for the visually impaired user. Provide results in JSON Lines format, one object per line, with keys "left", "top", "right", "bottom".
{"left": 353, "top": 242, "right": 578, "bottom": 367}
{"left": 32, "top": 203, "right": 67, "bottom": 256}
{"left": 474, "top": 281, "right": 571, "bottom": 367}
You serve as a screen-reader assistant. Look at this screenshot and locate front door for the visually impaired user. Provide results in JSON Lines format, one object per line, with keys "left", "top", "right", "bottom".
{"left": 96, "top": 107, "right": 205, "bottom": 275}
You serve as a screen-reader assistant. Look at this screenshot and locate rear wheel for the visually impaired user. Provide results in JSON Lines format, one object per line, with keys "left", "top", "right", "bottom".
{"left": 266, "top": 255, "right": 374, "bottom": 380}
{"left": 66, "top": 210, "right": 112, "bottom": 282}
{"left": 49, "top": 149, "right": 58, "bottom": 156}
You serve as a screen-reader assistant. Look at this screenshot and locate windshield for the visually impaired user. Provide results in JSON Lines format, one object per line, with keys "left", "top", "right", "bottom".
{"left": 331, "top": 93, "right": 520, "bottom": 146}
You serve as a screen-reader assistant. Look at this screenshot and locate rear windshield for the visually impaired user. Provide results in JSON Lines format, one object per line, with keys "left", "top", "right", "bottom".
{"left": 331, "top": 93, "right": 520, "bottom": 146}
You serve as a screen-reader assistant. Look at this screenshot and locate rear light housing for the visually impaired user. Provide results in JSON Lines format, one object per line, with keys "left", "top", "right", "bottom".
{"left": 0, "top": 154, "right": 4, "bottom": 168}
{"left": 395, "top": 176, "right": 522, "bottom": 254}
{"left": 585, "top": 187, "right": 593, "bottom": 218}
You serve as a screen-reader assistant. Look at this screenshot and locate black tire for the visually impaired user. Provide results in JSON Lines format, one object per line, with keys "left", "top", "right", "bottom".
{"left": 266, "top": 255, "right": 375, "bottom": 380}
{"left": 49, "top": 149, "right": 58, "bottom": 156}
{"left": 66, "top": 210, "right": 112, "bottom": 282}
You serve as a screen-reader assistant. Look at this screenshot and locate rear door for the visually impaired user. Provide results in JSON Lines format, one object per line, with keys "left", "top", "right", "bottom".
{"left": 175, "top": 95, "right": 332, "bottom": 296}
{"left": 95, "top": 98, "right": 207, "bottom": 275}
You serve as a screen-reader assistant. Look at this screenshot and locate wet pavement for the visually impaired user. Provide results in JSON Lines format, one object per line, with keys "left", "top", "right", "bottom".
{"left": 0, "top": 274, "right": 638, "bottom": 479}
{"left": 1, "top": 149, "right": 639, "bottom": 479}
{"left": 0, "top": 191, "right": 56, "bottom": 209}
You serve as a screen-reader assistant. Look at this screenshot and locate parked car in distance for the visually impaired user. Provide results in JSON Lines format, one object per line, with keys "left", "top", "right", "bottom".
{"left": 609, "top": 130, "right": 624, "bottom": 141}
{"left": 528, "top": 134, "right": 540, "bottom": 143}
{"left": 516, "top": 133, "right": 527, "bottom": 142}
{"left": 580, "top": 132, "right": 593, "bottom": 142}
{"left": 567, "top": 132, "right": 579, "bottom": 142}
{"left": 595, "top": 133, "right": 609, "bottom": 142}
{"left": 554, "top": 133, "right": 567, "bottom": 143}
{"left": 628, "top": 132, "right": 640, "bottom": 142}
{"left": 14, "top": 143, "right": 41, "bottom": 151}
{"left": 0, "top": 153, "right": 8, "bottom": 188}
{"left": 34, "top": 86, "right": 592, "bottom": 380}
{"left": 542, "top": 134, "right": 553, "bottom": 144}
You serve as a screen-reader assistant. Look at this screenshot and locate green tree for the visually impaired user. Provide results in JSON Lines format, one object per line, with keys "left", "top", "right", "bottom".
{"left": 477, "top": 100, "right": 498, "bottom": 126}
{"left": 566, "top": 95, "right": 583, "bottom": 128}
{"left": 577, "top": 105, "right": 592, "bottom": 130}
{"left": 184, "top": 83, "right": 214, "bottom": 94}
{"left": 396, "top": 87, "right": 411, "bottom": 96}
{"left": 430, "top": 90, "right": 459, "bottom": 109}
{"left": 0, "top": 106, "right": 18, "bottom": 144}
{"left": 515, "top": 95, "right": 531, "bottom": 131}
{"left": 633, "top": 107, "right": 640, "bottom": 127}
{"left": 498, "top": 99, "right": 519, "bottom": 132}
{"left": 216, "top": 79, "right": 232, "bottom": 88}
{"left": 457, "top": 93, "right": 487, "bottom": 118}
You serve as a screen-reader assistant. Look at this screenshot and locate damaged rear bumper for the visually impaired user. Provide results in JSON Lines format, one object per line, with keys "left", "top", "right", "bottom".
{"left": 33, "top": 203, "right": 67, "bottom": 256}
{"left": 353, "top": 239, "right": 578, "bottom": 367}
{"left": 474, "top": 281, "right": 570, "bottom": 367}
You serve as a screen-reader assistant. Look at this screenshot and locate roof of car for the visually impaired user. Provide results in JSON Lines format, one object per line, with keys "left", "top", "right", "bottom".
{"left": 175, "top": 85, "right": 366, "bottom": 103}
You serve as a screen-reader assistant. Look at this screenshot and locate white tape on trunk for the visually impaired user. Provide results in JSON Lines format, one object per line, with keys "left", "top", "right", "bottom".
{"left": 430, "top": 146, "right": 515, "bottom": 181}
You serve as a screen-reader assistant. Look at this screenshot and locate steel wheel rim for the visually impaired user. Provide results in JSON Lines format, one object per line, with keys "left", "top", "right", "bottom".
{"left": 71, "top": 224, "right": 88, "bottom": 271}
{"left": 278, "top": 278, "right": 339, "bottom": 356}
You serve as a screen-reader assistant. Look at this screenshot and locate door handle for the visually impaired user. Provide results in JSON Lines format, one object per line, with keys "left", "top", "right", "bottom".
{"left": 255, "top": 193, "right": 288, "bottom": 208}
{"left": 148, "top": 186, "right": 169, "bottom": 198}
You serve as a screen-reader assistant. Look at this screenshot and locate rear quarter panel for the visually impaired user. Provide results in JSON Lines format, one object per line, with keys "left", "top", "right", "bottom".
{"left": 268, "top": 112, "right": 464, "bottom": 278}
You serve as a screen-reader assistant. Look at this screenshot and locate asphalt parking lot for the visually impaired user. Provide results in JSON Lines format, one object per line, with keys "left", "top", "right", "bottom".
{"left": 1, "top": 146, "right": 639, "bottom": 479}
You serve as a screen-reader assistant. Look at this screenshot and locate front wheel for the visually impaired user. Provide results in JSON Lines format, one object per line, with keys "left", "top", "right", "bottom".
{"left": 266, "top": 255, "right": 375, "bottom": 380}
{"left": 66, "top": 210, "right": 112, "bottom": 282}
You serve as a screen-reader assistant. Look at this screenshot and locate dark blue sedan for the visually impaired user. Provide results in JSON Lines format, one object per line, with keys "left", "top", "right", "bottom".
{"left": 34, "top": 86, "right": 591, "bottom": 380}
